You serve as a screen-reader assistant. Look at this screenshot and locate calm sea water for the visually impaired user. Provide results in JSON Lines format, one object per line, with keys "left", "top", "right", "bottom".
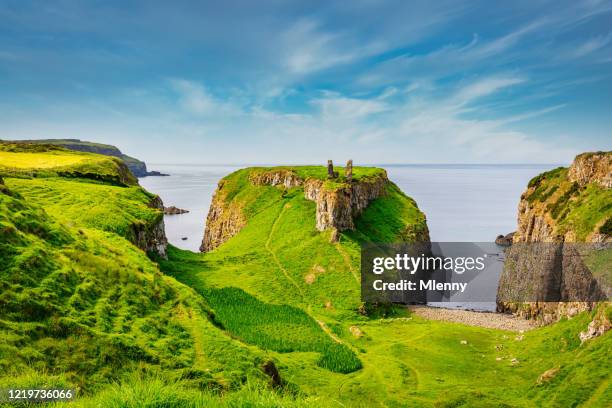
{"left": 140, "top": 163, "right": 555, "bottom": 251}
{"left": 140, "top": 163, "right": 556, "bottom": 311}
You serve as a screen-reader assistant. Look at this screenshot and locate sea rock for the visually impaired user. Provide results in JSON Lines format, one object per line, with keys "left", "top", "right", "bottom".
{"left": 495, "top": 232, "right": 515, "bottom": 246}
{"left": 164, "top": 206, "right": 189, "bottom": 215}
{"left": 144, "top": 170, "right": 170, "bottom": 177}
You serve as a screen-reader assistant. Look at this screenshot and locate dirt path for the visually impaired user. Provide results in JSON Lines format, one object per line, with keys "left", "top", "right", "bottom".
{"left": 409, "top": 305, "right": 536, "bottom": 332}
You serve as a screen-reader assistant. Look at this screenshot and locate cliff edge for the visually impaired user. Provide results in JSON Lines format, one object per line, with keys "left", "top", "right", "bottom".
{"left": 497, "top": 151, "right": 611, "bottom": 325}
{"left": 6, "top": 139, "right": 167, "bottom": 177}
{"left": 201, "top": 165, "right": 428, "bottom": 252}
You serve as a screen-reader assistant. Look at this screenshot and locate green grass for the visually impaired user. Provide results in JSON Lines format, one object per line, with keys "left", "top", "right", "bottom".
{"left": 43, "top": 373, "right": 327, "bottom": 408}
{"left": 522, "top": 165, "right": 612, "bottom": 240}
{"left": 5, "top": 177, "right": 162, "bottom": 242}
{"left": 0, "top": 174, "right": 270, "bottom": 395}
{"left": 0, "top": 143, "right": 137, "bottom": 186}
{"left": 157, "top": 166, "right": 610, "bottom": 407}
{"left": 6, "top": 138, "right": 150, "bottom": 176}
{"left": 203, "top": 287, "right": 361, "bottom": 373}
{"left": 1, "top": 152, "right": 610, "bottom": 407}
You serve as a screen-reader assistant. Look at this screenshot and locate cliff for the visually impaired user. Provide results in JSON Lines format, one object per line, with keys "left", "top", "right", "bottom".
{"left": 497, "top": 152, "right": 611, "bottom": 325}
{"left": 6, "top": 139, "right": 166, "bottom": 177}
{"left": 200, "top": 177, "right": 247, "bottom": 252}
{"left": 201, "top": 166, "right": 428, "bottom": 252}
{"left": 1, "top": 144, "right": 168, "bottom": 258}
{"left": 131, "top": 195, "right": 168, "bottom": 258}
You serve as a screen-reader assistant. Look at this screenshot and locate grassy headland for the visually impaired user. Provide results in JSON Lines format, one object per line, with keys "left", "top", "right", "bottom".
{"left": 0, "top": 149, "right": 609, "bottom": 407}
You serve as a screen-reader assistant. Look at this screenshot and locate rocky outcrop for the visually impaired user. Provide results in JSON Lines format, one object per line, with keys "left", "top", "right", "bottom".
{"left": 303, "top": 174, "right": 387, "bottom": 233}
{"left": 250, "top": 169, "right": 302, "bottom": 188}
{"left": 131, "top": 196, "right": 168, "bottom": 258}
{"left": 579, "top": 306, "right": 611, "bottom": 343}
{"left": 164, "top": 206, "right": 189, "bottom": 215}
{"left": 251, "top": 168, "right": 388, "bottom": 233}
{"left": 200, "top": 179, "right": 246, "bottom": 252}
{"left": 495, "top": 232, "right": 515, "bottom": 246}
{"left": 497, "top": 152, "right": 611, "bottom": 326}
{"left": 568, "top": 151, "right": 611, "bottom": 188}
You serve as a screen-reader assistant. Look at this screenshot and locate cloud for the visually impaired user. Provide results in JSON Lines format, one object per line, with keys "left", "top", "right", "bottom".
{"left": 311, "top": 91, "right": 388, "bottom": 119}
{"left": 356, "top": 23, "right": 539, "bottom": 87}
{"left": 281, "top": 18, "right": 385, "bottom": 75}
{"left": 561, "top": 33, "right": 612, "bottom": 59}
{"left": 454, "top": 77, "right": 525, "bottom": 105}
{"left": 170, "top": 79, "right": 241, "bottom": 117}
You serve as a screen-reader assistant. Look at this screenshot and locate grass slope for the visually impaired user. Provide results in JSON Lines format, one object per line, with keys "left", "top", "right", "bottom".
{"left": 525, "top": 166, "right": 611, "bottom": 240}
{"left": 0, "top": 166, "right": 278, "bottom": 401}
{"left": 5, "top": 138, "right": 150, "bottom": 176}
{"left": 0, "top": 143, "right": 137, "bottom": 186}
{"left": 158, "top": 166, "right": 609, "bottom": 407}
{"left": 5, "top": 177, "right": 162, "bottom": 242}
{"left": 1, "top": 155, "right": 609, "bottom": 407}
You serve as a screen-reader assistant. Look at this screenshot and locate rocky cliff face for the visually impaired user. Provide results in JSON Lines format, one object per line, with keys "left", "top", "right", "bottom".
{"left": 568, "top": 151, "right": 612, "bottom": 189}
{"left": 497, "top": 152, "right": 611, "bottom": 326}
{"left": 131, "top": 195, "right": 168, "bottom": 258}
{"left": 201, "top": 168, "right": 392, "bottom": 252}
{"left": 200, "top": 179, "right": 246, "bottom": 252}
{"left": 303, "top": 175, "right": 387, "bottom": 232}
{"left": 250, "top": 169, "right": 302, "bottom": 189}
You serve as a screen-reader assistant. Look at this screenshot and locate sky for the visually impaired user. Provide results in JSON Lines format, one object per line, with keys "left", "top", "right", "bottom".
{"left": 0, "top": 0, "right": 611, "bottom": 164}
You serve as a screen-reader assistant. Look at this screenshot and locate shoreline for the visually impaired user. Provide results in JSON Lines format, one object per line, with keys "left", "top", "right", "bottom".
{"left": 409, "top": 305, "right": 536, "bottom": 332}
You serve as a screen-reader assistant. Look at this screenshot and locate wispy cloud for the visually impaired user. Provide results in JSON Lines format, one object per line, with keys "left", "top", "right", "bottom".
{"left": 561, "top": 33, "right": 612, "bottom": 59}
{"left": 170, "top": 79, "right": 242, "bottom": 117}
{"left": 453, "top": 77, "right": 525, "bottom": 105}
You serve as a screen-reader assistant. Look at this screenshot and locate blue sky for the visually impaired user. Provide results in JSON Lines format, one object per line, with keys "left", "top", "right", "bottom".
{"left": 0, "top": 0, "right": 611, "bottom": 164}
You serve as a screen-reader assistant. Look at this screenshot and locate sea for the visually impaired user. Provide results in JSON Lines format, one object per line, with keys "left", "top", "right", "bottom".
{"left": 140, "top": 163, "right": 558, "bottom": 311}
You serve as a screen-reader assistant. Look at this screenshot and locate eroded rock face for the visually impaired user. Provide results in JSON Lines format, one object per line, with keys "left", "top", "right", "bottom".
{"left": 250, "top": 169, "right": 302, "bottom": 188}
{"left": 131, "top": 195, "right": 168, "bottom": 259}
{"left": 304, "top": 174, "right": 387, "bottom": 233}
{"left": 497, "top": 152, "right": 611, "bottom": 326}
{"left": 513, "top": 199, "right": 557, "bottom": 243}
{"left": 568, "top": 151, "right": 612, "bottom": 189}
{"left": 200, "top": 179, "right": 246, "bottom": 252}
{"left": 579, "top": 306, "right": 611, "bottom": 343}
